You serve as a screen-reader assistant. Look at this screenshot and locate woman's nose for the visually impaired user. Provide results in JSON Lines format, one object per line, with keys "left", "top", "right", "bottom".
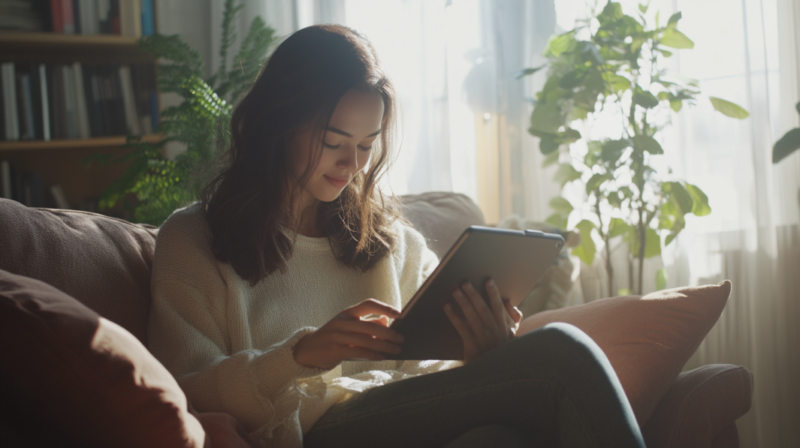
{"left": 337, "top": 145, "right": 359, "bottom": 170}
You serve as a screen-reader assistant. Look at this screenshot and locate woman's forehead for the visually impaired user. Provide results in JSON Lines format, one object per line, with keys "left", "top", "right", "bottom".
{"left": 328, "top": 90, "right": 384, "bottom": 136}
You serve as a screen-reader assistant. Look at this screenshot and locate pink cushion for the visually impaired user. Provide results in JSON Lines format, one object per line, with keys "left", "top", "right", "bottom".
{"left": 0, "top": 198, "right": 157, "bottom": 344}
{"left": 0, "top": 269, "right": 205, "bottom": 447}
{"left": 518, "top": 281, "right": 731, "bottom": 426}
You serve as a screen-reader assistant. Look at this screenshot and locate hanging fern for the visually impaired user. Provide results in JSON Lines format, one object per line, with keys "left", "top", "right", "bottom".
{"left": 87, "top": 1, "right": 277, "bottom": 225}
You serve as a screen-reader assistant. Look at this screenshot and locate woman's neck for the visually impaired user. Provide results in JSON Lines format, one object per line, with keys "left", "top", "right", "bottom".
{"left": 293, "top": 194, "right": 325, "bottom": 238}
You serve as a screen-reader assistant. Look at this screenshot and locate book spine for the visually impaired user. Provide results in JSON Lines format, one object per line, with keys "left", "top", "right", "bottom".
{"left": 72, "top": 0, "right": 81, "bottom": 34}
{"left": 118, "top": 65, "right": 140, "bottom": 135}
{"left": 71, "top": 63, "right": 91, "bottom": 138}
{"left": 29, "top": 64, "right": 43, "bottom": 140}
{"left": 2, "top": 63, "right": 19, "bottom": 141}
{"left": 39, "top": 65, "right": 51, "bottom": 141}
{"left": 51, "top": 0, "right": 63, "bottom": 33}
{"left": 20, "top": 74, "right": 35, "bottom": 140}
{"left": 61, "top": 66, "right": 77, "bottom": 139}
{"left": 109, "top": 0, "right": 119, "bottom": 34}
{"left": 141, "top": 0, "right": 153, "bottom": 36}
{"left": 83, "top": 0, "right": 98, "bottom": 35}
{"left": 119, "top": 0, "right": 129, "bottom": 36}
{"left": 0, "top": 160, "right": 11, "bottom": 199}
{"left": 131, "top": 0, "right": 141, "bottom": 38}
{"left": 98, "top": 0, "right": 111, "bottom": 33}
{"left": 62, "top": 0, "right": 75, "bottom": 34}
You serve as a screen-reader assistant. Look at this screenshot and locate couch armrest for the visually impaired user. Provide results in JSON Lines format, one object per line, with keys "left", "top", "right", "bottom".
{"left": 642, "top": 364, "right": 753, "bottom": 448}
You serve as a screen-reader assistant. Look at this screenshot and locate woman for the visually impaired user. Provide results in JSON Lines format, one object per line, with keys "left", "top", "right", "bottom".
{"left": 148, "top": 24, "right": 645, "bottom": 448}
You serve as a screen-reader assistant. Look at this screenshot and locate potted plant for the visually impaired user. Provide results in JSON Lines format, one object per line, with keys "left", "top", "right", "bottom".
{"left": 88, "top": 0, "right": 276, "bottom": 226}
{"left": 518, "top": 1, "right": 749, "bottom": 296}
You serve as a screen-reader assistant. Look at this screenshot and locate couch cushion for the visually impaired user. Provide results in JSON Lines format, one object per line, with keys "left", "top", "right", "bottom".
{"left": 400, "top": 192, "right": 485, "bottom": 258}
{"left": 642, "top": 364, "right": 753, "bottom": 448}
{"left": 0, "top": 268, "right": 205, "bottom": 448}
{"left": 0, "top": 198, "right": 157, "bottom": 344}
{"left": 518, "top": 281, "right": 731, "bottom": 426}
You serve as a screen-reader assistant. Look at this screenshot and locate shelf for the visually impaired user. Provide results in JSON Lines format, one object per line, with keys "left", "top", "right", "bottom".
{"left": 0, "top": 31, "right": 155, "bottom": 64}
{"left": 0, "top": 134, "right": 162, "bottom": 152}
{"left": 0, "top": 31, "right": 141, "bottom": 48}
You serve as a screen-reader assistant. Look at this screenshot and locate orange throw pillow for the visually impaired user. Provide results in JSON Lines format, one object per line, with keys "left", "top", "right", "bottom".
{"left": 518, "top": 281, "right": 731, "bottom": 426}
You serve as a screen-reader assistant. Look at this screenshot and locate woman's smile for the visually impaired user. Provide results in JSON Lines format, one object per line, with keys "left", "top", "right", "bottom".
{"left": 324, "top": 175, "right": 349, "bottom": 188}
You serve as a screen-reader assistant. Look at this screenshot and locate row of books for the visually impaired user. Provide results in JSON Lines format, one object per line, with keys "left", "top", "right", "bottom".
{"left": 0, "top": 160, "right": 73, "bottom": 209}
{"left": 0, "top": 61, "right": 158, "bottom": 142}
{"left": 0, "top": 0, "right": 155, "bottom": 37}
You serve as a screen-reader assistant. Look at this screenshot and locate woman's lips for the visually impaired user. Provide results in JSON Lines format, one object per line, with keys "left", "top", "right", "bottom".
{"left": 324, "top": 175, "right": 349, "bottom": 188}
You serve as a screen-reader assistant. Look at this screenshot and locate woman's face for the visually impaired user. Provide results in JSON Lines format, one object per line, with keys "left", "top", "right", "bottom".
{"left": 288, "top": 89, "right": 384, "bottom": 204}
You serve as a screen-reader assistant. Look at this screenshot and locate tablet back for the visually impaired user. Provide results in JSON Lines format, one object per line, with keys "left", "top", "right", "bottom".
{"left": 387, "top": 226, "right": 564, "bottom": 360}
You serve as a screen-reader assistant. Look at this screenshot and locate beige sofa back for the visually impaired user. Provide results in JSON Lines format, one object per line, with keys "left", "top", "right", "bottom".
{"left": 0, "top": 193, "right": 484, "bottom": 345}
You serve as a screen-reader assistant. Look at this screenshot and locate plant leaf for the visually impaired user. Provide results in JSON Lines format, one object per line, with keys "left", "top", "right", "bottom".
{"left": 547, "top": 31, "right": 575, "bottom": 57}
{"left": 540, "top": 137, "right": 559, "bottom": 155}
{"left": 660, "top": 28, "right": 694, "bottom": 49}
{"left": 608, "top": 217, "right": 631, "bottom": 239}
{"left": 645, "top": 227, "right": 661, "bottom": 258}
{"left": 542, "top": 150, "right": 560, "bottom": 167}
{"left": 572, "top": 220, "right": 597, "bottom": 265}
{"left": 554, "top": 163, "right": 583, "bottom": 186}
{"left": 530, "top": 103, "right": 562, "bottom": 134}
{"left": 585, "top": 173, "right": 610, "bottom": 194}
{"left": 670, "top": 99, "right": 683, "bottom": 112}
{"left": 709, "top": 97, "right": 750, "bottom": 119}
{"left": 655, "top": 267, "right": 668, "bottom": 290}
{"left": 666, "top": 12, "right": 682, "bottom": 28}
{"left": 515, "top": 65, "right": 547, "bottom": 80}
{"left": 633, "top": 89, "right": 659, "bottom": 109}
{"left": 772, "top": 128, "right": 800, "bottom": 163}
{"left": 684, "top": 182, "right": 712, "bottom": 216}
{"left": 550, "top": 196, "right": 574, "bottom": 214}
{"left": 601, "top": 139, "right": 630, "bottom": 162}
{"left": 633, "top": 135, "right": 663, "bottom": 154}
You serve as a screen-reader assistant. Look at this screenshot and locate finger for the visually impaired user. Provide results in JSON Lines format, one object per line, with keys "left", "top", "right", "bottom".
{"left": 461, "top": 282, "right": 495, "bottom": 329}
{"left": 365, "top": 315, "right": 390, "bottom": 327}
{"left": 338, "top": 345, "right": 386, "bottom": 361}
{"left": 504, "top": 299, "right": 523, "bottom": 324}
{"left": 452, "top": 288, "right": 486, "bottom": 339}
{"left": 341, "top": 299, "right": 401, "bottom": 320}
{"left": 333, "top": 319, "right": 405, "bottom": 344}
{"left": 444, "top": 303, "right": 477, "bottom": 348}
{"left": 333, "top": 331, "right": 403, "bottom": 355}
{"left": 486, "top": 279, "right": 506, "bottom": 330}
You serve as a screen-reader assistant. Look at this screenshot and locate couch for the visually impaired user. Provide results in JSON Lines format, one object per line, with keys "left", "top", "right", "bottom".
{"left": 0, "top": 192, "right": 753, "bottom": 447}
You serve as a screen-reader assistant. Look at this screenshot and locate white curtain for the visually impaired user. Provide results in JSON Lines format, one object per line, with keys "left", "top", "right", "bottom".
{"left": 199, "top": 1, "right": 800, "bottom": 445}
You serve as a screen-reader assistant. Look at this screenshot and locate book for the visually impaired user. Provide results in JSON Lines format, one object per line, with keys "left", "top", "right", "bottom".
{"left": 79, "top": 0, "right": 98, "bottom": 35}
{"left": 63, "top": 0, "right": 75, "bottom": 34}
{"left": 97, "top": 0, "right": 111, "bottom": 33}
{"left": 0, "top": 0, "right": 44, "bottom": 31}
{"left": 2, "top": 62, "right": 19, "bottom": 141}
{"left": 50, "top": 184, "right": 70, "bottom": 209}
{"left": 61, "top": 65, "right": 78, "bottom": 139}
{"left": 118, "top": 65, "right": 140, "bottom": 135}
{"left": 17, "top": 72, "right": 35, "bottom": 140}
{"left": 22, "top": 172, "right": 46, "bottom": 207}
{"left": 0, "top": 160, "right": 11, "bottom": 199}
{"left": 72, "top": 0, "right": 80, "bottom": 34}
{"left": 71, "top": 62, "right": 91, "bottom": 138}
{"left": 109, "top": 0, "right": 119, "bottom": 34}
{"left": 141, "top": 0, "right": 153, "bottom": 36}
{"left": 39, "top": 64, "right": 51, "bottom": 141}
{"left": 131, "top": 0, "right": 141, "bottom": 37}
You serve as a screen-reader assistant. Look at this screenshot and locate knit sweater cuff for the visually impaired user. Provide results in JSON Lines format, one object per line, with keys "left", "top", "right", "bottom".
{"left": 251, "top": 327, "right": 328, "bottom": 395}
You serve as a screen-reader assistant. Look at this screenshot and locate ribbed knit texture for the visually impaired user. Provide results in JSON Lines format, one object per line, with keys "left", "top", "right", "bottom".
{"left": 148, "top": 204, "right": 460, "bottom": 448}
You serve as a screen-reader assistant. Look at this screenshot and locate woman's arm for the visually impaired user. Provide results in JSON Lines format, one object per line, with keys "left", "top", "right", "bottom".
{"left": 148, "top": 207, "right": 326, "bottom": 433}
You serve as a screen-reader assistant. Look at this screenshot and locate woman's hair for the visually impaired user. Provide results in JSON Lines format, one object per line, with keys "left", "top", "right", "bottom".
{"left": 201, "top": 24, "right": 405, "bottom": 286}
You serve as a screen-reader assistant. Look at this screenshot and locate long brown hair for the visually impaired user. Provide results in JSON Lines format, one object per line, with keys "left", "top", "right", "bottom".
{"left": 201, "top": 24, "right": 404, "bottom": 286}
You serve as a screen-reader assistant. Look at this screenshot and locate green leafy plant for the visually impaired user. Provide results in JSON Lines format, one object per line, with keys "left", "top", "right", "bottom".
{"left": 773, "top": 101, "right": 800, "bottom": 209}
{"left": 87, "top": 0, "right": 276, "bottom": 225}
{"left": 518, "top": 1, "right": 749, "bottom": 296}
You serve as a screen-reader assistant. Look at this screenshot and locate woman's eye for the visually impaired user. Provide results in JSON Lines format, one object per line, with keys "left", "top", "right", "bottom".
{"left": 358, "top": 145, "right": 373, "bottom": 151}
{"left": 323, "top": 142, "right": 341, "bottom": 149}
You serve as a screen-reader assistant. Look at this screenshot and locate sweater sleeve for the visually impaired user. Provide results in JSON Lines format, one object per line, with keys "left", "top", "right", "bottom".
{"left": 147, "top": 207, "right": 328, "bottom": 433}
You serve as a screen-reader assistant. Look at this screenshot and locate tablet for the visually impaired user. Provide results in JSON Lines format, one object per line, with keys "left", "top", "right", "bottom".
{"left": 385, "top": 226, "right": 564, "bottom": 360}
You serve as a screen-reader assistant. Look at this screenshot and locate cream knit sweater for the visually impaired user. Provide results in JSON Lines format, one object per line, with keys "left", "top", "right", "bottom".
{"left": 148, "top": 204, "right": 460, "bottom": 448}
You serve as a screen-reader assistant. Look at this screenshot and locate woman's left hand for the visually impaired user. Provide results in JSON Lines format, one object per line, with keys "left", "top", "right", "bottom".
{"left": 443, "top": 278, "right": 523, "bottom": 364}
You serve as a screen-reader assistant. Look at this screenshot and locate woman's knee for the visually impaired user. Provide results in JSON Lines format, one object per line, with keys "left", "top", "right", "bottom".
{"left": 503, "top": 322, "right": 607, "bottom": 368}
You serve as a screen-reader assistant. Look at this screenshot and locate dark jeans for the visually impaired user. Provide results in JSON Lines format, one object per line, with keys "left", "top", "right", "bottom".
{"left": 304, "top": 323, "right": 645, "bottom": 448}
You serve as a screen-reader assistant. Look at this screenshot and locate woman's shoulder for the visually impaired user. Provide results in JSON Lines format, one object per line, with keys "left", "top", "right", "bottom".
{"left": 155, "top": 202, "right": 212, "bottom": 254}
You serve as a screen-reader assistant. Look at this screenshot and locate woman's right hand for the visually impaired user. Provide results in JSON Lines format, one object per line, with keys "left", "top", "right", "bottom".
{"left": 293, "top": 299, "right": 405, "bottom": 370}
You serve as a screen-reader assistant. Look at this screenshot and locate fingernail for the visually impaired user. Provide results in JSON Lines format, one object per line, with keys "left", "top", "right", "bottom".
{"left": 490, "top": 279, "right": 497, "bottom": 288}
{"left": 453, "top": 290, "right": 463, "bottom": 298}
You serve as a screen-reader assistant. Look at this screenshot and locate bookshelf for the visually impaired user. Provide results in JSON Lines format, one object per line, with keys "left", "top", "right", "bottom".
{"left": 0, "top": 28, "right": 161, "bottom": 216}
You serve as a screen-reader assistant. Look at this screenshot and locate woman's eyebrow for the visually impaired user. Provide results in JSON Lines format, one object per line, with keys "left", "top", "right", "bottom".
{"left": 326, "top": 126, "right": 382, "bottom": 138}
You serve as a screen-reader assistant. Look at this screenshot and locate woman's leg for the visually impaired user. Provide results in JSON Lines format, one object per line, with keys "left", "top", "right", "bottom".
{"left": 442, "top": 425, "right": 529, "bottom": 448}
{"left": 304, "top": 323, "right": 644, "bottom": 448}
